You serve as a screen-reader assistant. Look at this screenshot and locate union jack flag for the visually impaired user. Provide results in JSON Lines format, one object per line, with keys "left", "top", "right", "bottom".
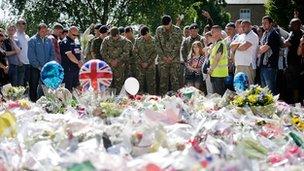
{"left": 79, "top": 59, "right": 113, "bottom": 92}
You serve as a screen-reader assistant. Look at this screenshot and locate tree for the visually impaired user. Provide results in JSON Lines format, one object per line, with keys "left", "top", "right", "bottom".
{"left": 119, "top": 0, "right": 230, "bottom": 33}
{"left": 8, "top": 0, "right": 230, "bottom": 35}
{"left": 265, "top": 0, "right": 294, "bottom": 30}
{"left": 9, "top": 0, "right": 122, "bottom": 35}
{"left": 193, "top": 0, "right": 230, "bottom": 32}
{"left": 265, "top": 0, "right": 304, "bottom": 30}
{"left": 293, "top": 0, "right": 304, "bottom": 22}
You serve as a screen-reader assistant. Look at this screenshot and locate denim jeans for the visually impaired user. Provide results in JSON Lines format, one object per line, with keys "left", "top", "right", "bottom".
{"left": 260, "top": 67, "right": 277, "bottom": 95}
{"left": 210, "top": 77, "right": 227, "bottom": 96}
{"left": 29, "top": 66, "right": 43, "bottom": 102}
{"left": 8, "top": 64, "right": 25, "bottom": 86}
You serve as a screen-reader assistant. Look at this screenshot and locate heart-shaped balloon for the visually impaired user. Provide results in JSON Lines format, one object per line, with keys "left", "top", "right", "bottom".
{"left": 41, "top": 61, "right": 64, "bottom": 90}
{"left": 233, "top": 72, "right": 249, "bottom": 93}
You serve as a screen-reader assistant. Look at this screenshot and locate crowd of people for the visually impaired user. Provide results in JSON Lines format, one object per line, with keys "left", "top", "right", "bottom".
{"left": 0, "top": 11, "right": 304, "bottom": 104}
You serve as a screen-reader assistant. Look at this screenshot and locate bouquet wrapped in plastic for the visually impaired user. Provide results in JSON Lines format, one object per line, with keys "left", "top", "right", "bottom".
{"left": 1, "top": 84, "right": 25, "bottom": 101}
{"left": 232, "top": 85, "right": 278, "bottom": 116}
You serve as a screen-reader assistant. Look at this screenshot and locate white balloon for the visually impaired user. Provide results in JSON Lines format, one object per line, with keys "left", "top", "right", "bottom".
{"left": 124, "top": 77, "right": 140, "bottom": 96}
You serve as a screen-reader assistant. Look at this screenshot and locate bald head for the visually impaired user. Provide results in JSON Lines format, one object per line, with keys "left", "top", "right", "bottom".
{"left": 68, "top": 26, "right": 79, "bottom": 40}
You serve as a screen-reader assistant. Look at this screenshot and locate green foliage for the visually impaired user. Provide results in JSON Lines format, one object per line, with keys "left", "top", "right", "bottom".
{"left": 265, "top": 0, "right": 294, "bottom": 30}
{"left": 265, "top": 0, "right": 304, "bottom": 30}
{"left": 8, "top": 0, "right": 230, "bottom": 35}
{"left": 192, "top": 0, "right": 230, "bottom": 32}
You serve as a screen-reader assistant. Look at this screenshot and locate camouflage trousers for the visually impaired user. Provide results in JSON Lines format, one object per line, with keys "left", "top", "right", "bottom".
{"left": 136, "top": 67, "right": 156, "bottom": 95}
{"left": 111, "top": 67, "right": 127, "bottom": 93}
{"left": 158, "top": 63, "right": 181, "bottom": 95}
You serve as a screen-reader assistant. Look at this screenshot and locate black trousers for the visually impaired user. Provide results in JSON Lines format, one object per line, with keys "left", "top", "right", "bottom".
{"left": 64, "top": 69, "right": 80, "bottom": 92}
{"left": 29, "top": 66, "right": 43, "bottom": 102}
{"left": 210, "top": 77, "right": 227, "bottom": 96}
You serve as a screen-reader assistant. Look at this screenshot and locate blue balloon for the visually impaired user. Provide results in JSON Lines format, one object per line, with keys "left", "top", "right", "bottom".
{"left": 233, "top": 72, "right": 249, "bottom": 93}
{"left": 41, "top": 61, "right": 64, "bottom": 89}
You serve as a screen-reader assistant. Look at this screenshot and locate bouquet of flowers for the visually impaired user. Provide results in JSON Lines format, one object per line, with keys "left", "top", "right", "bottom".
{"left": 232, "top": 85, "right": 277, "bottom": 116}
{"left": 1, "top": 84, "right": 26, "bottom": 101}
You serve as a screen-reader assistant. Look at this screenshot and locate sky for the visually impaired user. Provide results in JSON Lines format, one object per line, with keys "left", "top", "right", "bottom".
{"left": 0, "top": 0, "right": 15, "bottom": 21}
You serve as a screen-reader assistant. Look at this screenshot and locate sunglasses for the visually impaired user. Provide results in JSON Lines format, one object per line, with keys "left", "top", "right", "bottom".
{"left": 72, "top": 33, "right": 79, "bottom": 37}
{"left": 18, "top": 22, "right": 26, "bottom": 25}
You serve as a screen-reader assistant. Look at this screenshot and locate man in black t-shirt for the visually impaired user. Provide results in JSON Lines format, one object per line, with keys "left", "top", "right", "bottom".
{"left": 60, "top": 26, "right": 83, "bottom": 91}
{"left": 284, "top": 18, "right": 304, "bottom": 104}
{"left": 258, "top": 16, "right": 281, "bottom": 95}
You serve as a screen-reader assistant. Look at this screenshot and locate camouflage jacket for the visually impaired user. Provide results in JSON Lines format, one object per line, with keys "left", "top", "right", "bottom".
{"left": 90, "top": 37, "right": 103, "bottom": 60}
{"left": 155, "top": 25, "right": 183, "bottom": 63}
{"left": 181, "top": 35, "right": 205, "bottom": 61}
{"left": 133, "top": 35, "right": 157, "bottom": 67}
{"left": 100, "top": 35, "right": 132, "bottom": 65}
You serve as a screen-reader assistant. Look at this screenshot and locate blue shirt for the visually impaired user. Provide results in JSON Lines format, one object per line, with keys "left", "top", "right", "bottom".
{"left": 28, "top": 34, "right": 54, "bottom": 69}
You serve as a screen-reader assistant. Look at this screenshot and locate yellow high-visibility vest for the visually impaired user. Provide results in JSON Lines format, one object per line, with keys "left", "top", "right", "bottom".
{"left": 210, "top": 40, "right": 228, "bottom": 78}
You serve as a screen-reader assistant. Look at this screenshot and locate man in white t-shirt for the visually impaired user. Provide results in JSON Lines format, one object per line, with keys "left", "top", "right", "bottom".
{"left": 231, "top": 20, "right": 259, "bottom": 84}
{"left": 15, "top": 18, "right": 30, "bottom": 86}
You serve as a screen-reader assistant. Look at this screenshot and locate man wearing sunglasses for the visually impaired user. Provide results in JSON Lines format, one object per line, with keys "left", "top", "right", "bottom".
{"left": 15, "top": 18, "right": 30, "bottom": 87}
{"left": 60, "top": 26, "right": 82, "bottom": 92}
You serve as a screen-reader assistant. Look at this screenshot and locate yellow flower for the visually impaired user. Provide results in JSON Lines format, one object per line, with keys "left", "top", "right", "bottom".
{"left": 247, "top": 95, "right": 258, "bottom": 106}
{"left": 18, "top": 99, "right": 30, "bottom": 109}
{"left": 233, "top": 96, "right": 245, "bottom": 107}
{"left": 264, "top": 94, "right": 274, "bottom": 105}
{"left": 292, "top": 116, "right": 300, "bottom": 125}
{"left": 297, "top": 122, "right": 304, "bottom": 131}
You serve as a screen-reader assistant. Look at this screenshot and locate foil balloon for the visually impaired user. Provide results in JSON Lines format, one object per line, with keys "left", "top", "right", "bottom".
{"left": 41, "top": 61, "right": 64, "bottom": 89}
{"left": 233, "top": 72, "right": 249, "bottom": 93}
{"left": 79, "top": 59, "right": 113, "bottom": 92}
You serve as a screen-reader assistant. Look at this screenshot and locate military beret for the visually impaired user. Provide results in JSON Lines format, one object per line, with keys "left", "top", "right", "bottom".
{"left": 162, "top": 15, "right": 172, "bottom": 25}
{"left": 118, "top": 26, "right": 125, "bottom": 34}
{"left": 94, "top": 24, "right": 102, "bottom": 30}
{"left": 99, "top": 25, "right": 108, "bottom": 33}
{"left": 124, "top": 26, "right": 132, "bottom": 33}
{"left": 189, "top": 23, "right": 199, "bottom": 30}
{"left": 140, "top": 26, "right": 149, "bottom": 36}
{"left": 226, "top": 22, "right": 236, "bottom": 28}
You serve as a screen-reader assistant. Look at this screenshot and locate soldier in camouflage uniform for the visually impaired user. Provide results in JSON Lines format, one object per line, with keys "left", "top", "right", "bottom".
{"left": 180, "top": 23, "right": 205, "bottom": 87}
{"left": 181, "top": 23, "right": 205, "bottom": 62}
{"left": 85, "top": 24, "right": 102, "bottom": 61}
{"left": 155, "top": 15, "right": 183, "bottom": 95}
{"left": 124, "top": 26, "right": 136, "bottom": 77}
{"left": 133, "top": 26, "right": 157, "bottom": 94}
{"left": 101, "top": 27, "right": 133, "bottom": 91}
{"left": 91, "top": 25, "right": 108, "bottom": 60}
